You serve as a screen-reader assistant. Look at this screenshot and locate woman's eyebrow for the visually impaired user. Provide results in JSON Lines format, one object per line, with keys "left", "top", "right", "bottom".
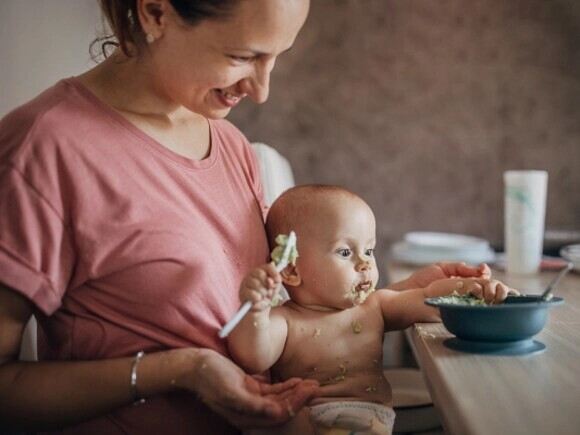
{"left": 225, "top": 45, "right": 294, "bottom": 56}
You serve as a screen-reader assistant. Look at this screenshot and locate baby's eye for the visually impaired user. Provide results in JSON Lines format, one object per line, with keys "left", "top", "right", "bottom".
{"left": 336, "top": 249, "right": 351, "bottom": 258}
{"left": 365, "top": 249, "right": 375, "bottom": 257}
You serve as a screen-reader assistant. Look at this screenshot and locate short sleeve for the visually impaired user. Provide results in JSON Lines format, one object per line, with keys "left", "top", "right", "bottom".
{"left": 0, "top": 165, "right": 74, "bottom": 315}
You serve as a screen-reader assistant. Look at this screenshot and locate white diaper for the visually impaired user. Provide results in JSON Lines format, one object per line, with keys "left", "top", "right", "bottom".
{"left": 309, "top": 401, "right": 396, "bottom": 435}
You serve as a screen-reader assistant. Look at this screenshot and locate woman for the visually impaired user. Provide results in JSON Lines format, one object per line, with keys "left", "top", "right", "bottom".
{"left": 0, "top": 0, "right": 489, "bottom": 432}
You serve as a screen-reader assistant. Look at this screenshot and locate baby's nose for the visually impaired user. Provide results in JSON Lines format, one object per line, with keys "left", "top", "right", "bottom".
{"left": 356, "top": 255, "right": 371, "bottom": 271}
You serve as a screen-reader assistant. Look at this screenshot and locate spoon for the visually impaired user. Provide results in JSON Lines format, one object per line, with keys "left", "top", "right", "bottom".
{"left": 218, "top": 231, "right": 297, "bottom": 338}
{"left": 538, "top": 262, "right": 573, "bottom": 302}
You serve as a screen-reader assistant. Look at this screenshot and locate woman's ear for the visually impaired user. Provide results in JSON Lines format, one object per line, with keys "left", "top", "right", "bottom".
{"left": 137, "top": 0, "right": 168, "bottom": 37}
{"left": 281, "top": 263, "right": 301, "bottom": 287}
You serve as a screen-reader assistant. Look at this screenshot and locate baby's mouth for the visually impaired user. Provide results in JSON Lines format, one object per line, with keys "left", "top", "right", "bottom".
{"left": 356, "top": 280, "right": 373, "bottom": 292}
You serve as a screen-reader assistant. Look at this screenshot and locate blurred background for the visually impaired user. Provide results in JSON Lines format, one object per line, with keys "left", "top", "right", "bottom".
{"left": 2, "top": 0, "right": 580, "bottom": 263}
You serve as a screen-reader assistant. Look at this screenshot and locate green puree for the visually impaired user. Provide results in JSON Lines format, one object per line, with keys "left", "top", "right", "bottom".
{"left": 430, "top": 291, "right": 489, "bottom": 306}
{"left": 270, "top": 234, "right": 299, "bottom": 264}
{"left": 269, "top": 234, "right": 299, "bottom": 307}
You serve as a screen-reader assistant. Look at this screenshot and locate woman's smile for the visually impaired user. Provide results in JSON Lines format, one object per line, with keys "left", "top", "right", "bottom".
{"left": 215, "top": 89, "right": 243, "bottom": 107}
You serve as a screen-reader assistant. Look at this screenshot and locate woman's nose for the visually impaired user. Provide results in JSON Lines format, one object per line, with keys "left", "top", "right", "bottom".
{"left": 240, "top": 61, "right": 273, "bottom": 104}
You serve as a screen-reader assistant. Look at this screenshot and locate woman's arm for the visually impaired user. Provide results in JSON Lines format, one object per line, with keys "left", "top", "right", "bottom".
{"left": 387, "top": 262, "right": 491, "bottom": 290}
{"left": 0, "top": 284, "right": 318, "bottom": 432}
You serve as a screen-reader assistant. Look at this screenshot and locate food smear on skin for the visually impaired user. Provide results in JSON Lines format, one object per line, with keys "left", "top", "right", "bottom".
{"left": 270, "top": 294, "right": 283, "bottom": 307}
{"left": 349, "top": 283, "right": 376, "bottom": 305}
{"left": 313, "top": 328, "right": 322, "bottom": 337}
{"left": 329, "top": 363, "right": 348, "bottom": 383}
{"left": 366, "top": 386, "right": 377, "bottom": 392}
{"left": 352, "top": 320, "right": 362, "bottom": 334}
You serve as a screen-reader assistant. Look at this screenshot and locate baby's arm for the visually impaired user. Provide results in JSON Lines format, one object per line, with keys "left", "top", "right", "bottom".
{"left": 228, "top": 263, "right": 289, "bottom": 374}
{"left": 377, "top": 276, "right": 519, "bottom": 331}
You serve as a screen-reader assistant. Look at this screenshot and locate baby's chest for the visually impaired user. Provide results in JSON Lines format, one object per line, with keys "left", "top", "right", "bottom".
{"left": 275, "top": 309, "right": 385, "bottom": 380}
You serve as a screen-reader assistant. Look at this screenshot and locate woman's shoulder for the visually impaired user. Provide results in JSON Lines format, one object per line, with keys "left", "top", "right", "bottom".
{"left": 209, "top": 119, "right": 252, "bottom": 151}
{"left": 1, "top": 80, "right": 97, "bottom": 147}
{"left": 0, "top": 79, "right": 115, "bottom": 165}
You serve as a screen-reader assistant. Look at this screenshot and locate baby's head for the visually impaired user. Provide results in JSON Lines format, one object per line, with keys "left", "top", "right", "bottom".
{"left": 266, "top": 184, "right": 379, "bottom": 310}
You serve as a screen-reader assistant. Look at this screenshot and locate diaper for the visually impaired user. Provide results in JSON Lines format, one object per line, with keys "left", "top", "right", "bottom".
{"left": 309, "top": 401, "right": 396, "bottom": 435}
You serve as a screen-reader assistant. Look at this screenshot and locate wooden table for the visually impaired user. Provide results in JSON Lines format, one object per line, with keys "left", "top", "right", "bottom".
{"left": 387, "top": 263, "right": 580, "bottom": 435}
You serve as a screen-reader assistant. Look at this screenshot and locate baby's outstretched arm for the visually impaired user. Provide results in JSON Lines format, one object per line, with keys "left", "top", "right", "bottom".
{"left": 227, "top": 263, "right": 288, "bottom": 374}
{"left": 378, "top": 276, "right": 519, "bottom": 331}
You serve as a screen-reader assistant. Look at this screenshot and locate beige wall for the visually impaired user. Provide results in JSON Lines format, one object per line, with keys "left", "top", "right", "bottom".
{"left": 2, "top": 0, "right": 578, "bottom": 258}
{"left": 0, "top": 0, "right": 100, "bottom": 117}
{"left": 229, "top": 0, "right": 580, "bottom": 254}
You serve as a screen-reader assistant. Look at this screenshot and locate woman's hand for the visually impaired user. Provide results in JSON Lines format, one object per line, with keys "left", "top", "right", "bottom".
{"left": 392, "top": 262, "right": 492, "bottom": 290}
{"left": 180, "top": 349, "right": 320, "bottom": 429}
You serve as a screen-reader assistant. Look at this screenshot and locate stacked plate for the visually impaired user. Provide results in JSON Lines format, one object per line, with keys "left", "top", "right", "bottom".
{"left": 390, "top": 231, "right": 496, "bottom": 266}
{"left": 560, "top": 244, "right": 580, "bottom": 272}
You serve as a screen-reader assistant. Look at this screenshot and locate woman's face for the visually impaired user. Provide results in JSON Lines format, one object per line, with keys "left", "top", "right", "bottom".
{"left": 145, "top": 0, "right": 310, "bottom": 118}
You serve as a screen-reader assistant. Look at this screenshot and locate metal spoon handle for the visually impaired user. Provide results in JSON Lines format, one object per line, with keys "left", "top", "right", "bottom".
{"left": 539, "top": 262, "right": 573, "bottom": 301}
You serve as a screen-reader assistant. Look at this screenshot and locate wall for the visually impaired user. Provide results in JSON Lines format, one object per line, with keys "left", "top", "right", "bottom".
{"left": 2, "top": 0, "right": 579, "bottom": 261}
{"left": 0, "top": 0, "right": 101, "bottom": 117}
{"left": 229, "top": 0, "right": 580, "bottom": 256}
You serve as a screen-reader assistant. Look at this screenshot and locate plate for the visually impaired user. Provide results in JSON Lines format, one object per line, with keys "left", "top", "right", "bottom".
{"left": 390, "top": 241, "right": 495, "bottom": 266}
{"left": 405, "top": 231, "right": 490, "bottom": 251}
{"left": 444, "top": 337, "right": 546, "bottom": 356}
{"left": 560, "top": 244, "right": 580, "bottom": 272}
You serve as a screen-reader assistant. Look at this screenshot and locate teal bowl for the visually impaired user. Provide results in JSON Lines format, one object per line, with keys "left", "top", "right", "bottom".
{"left": 424, "top": 295, "right": 564, "bottom": 343}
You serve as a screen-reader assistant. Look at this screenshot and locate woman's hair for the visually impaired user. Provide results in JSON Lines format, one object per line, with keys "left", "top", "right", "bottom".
{"left": 91, "top": 0, "right": 240, "bottom": 59}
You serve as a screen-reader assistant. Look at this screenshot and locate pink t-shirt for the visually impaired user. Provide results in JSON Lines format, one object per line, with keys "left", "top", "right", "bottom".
{"left": 0, "top": 78, "right": 270, "bottom": 433}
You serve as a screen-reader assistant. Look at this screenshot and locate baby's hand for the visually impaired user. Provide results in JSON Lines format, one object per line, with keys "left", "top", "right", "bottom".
{"left": 239, "top": 262, "right": 282, "bottom": 312}
{"left": 427, "top": 277, "right": 520, "bottom": 304}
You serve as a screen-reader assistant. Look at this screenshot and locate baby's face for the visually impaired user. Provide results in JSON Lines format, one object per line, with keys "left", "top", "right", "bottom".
{"left": 294, "top": 195, "right": 379, "bottom": 310}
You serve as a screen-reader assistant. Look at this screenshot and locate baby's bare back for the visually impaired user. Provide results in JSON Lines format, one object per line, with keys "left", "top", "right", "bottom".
{"left": 271, "top": 296, "right": 393, "bottom": 406}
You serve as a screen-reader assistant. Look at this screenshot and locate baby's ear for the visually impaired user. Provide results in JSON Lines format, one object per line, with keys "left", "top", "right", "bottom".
{"left": 281, "top": 263, "right": 301, "bottom": 287}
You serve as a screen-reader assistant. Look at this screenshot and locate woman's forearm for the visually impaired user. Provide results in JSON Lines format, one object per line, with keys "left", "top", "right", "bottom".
{"left": 0, "top": 347, "right": 201, "bottom": 431}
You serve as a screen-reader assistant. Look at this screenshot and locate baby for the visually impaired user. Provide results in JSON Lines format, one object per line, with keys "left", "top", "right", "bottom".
{"left": 228, "top": 184, "right": 516, "bottom": 434}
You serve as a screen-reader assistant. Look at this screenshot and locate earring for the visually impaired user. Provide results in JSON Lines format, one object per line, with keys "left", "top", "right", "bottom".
{"left": 146, "top": 33, "right": 155, "bottom": 44}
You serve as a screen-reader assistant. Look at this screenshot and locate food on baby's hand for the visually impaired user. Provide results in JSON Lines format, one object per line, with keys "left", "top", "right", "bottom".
{"left": 270, "top": 294, "right": 283, "bottom": 307}
{"left": 268, "top": 233, "right": 299, "bottom": 307}
{"left": 352, "top": 321, "right": 362, "bottom": 334}
{"left": 270, "top": 234, "right": 299, "bottom": 265}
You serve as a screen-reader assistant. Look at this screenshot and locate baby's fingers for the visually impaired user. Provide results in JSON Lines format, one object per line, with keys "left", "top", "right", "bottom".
{"left": 465, "top": 282, "right": 484, "bottom": 299}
